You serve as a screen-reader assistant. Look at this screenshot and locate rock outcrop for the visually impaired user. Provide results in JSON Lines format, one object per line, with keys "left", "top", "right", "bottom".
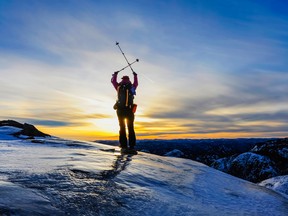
{"left": 0, "top": 120, "right": 50, "bottom": 138}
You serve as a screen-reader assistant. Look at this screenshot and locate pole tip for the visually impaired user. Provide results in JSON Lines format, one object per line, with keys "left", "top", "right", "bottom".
{"left": 116, "top": 41, "right": 119, "bottom": 45}
{"left": 136, "top": 59, "right": 139, "bottom": 62}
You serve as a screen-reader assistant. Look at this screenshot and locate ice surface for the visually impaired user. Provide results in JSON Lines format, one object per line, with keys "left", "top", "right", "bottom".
{"left": 0, "top": 180, "right": 64, "bottom": 215}
{"left": 0, "top": 129, "right": 287, "bottom": 215}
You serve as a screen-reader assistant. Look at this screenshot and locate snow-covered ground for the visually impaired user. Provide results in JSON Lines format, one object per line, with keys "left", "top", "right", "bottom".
{"left": 0, "top": 126, "right": 287, "bottom": 215}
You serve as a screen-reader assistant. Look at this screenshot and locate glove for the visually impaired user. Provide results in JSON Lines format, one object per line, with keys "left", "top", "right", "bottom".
{"left": 133, "top": 71, "right": 137, "bottom": 75}
{"left": 113, "top": 71, "right": 119, "bottom": 75}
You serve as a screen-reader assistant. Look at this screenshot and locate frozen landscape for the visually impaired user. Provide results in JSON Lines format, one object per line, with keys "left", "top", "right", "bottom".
{"left": 0, "top": 122, "right": 288, "bottom": 215}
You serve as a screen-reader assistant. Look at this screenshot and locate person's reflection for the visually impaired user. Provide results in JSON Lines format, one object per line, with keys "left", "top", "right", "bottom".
{"left": 100, "top": 154, "right": 132, "bottom": 180}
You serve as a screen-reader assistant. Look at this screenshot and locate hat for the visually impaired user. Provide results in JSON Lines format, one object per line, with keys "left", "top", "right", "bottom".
{"left": 121, "top": 75, "right": 130, "bottom": 80}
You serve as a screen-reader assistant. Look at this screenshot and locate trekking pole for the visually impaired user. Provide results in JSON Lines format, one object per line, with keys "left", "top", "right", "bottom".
{"left": 116, "top": 41, "right": 138, "bottom": 73}
{"left": 117, "top": 59, "right": 139, "bottom": 73}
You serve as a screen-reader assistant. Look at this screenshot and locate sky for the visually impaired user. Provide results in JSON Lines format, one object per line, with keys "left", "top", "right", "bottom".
{"left": 0, "top": 0, "right": 288, "bottom": 141}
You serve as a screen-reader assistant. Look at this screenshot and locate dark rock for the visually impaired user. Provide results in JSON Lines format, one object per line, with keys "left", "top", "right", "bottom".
{"left": 0, "top": 120, "right": 24, "bottom": 129}
{"left": 13, "top": 123, "right": 50, "bottom": 138}
{"left": 31, "top": 139, "right": 46, "bottom": 144}
{"left": 0, "top": 120, "right": 50, "bottom": 138}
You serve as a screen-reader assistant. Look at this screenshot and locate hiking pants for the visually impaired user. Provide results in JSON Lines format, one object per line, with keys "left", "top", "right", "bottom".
{"left": 117, "top": 108, "right": 136, "bottom": 148}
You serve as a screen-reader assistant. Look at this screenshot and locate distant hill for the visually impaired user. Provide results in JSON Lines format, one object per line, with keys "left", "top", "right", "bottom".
{"left": 0, "top": 120, "right": 50, "bottom": 138}
{"left": 211, "top": 138, "right": 288, "bottom": 183}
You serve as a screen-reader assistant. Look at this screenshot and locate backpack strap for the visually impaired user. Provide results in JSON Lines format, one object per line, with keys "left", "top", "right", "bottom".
{"left": 125, "top": 89, "right": 129, "bottom": 107}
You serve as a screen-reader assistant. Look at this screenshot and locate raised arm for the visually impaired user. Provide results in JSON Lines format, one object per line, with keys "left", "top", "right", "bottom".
{"left": 111, "top": 71, "right": 119, "bottom": 90}
{"left": 132, "top": 71, "right": 138, "bottom": 89}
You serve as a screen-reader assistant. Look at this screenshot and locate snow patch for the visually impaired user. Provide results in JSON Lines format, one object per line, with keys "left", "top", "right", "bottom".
{"left": 259, "top": 175, "right": 288, "bottom": 198}
{"left": 0, "top": 126, "right": 21, "bottom": 140}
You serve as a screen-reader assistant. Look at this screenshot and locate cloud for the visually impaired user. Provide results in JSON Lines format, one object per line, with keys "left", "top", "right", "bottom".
{"left": 16, "top": 119, "right": 74, "bottom": 127}
{"left": 139, "top": 67, "right": 288, "bottom": 137}
{"left": 1, "top": 1, "right": 288, "bottom": 139}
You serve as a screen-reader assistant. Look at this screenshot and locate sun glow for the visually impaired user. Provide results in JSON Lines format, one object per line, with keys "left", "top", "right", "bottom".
{"left": 91, "top": 118, "right": 119, "bottom": 134}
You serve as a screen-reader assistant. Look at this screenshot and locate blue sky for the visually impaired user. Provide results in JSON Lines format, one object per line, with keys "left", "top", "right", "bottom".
{"left": 0, "top": 0, "right": 288, "bottom": 140}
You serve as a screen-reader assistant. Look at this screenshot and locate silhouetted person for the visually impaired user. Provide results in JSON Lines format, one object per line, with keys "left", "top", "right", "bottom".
{"left": 111, "top": 71, "right": 138, "bottom": 154}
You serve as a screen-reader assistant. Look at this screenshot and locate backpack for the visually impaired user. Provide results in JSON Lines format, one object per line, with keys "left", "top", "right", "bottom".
{"left": 116, "top": 83, "right": 134, "bottom": 109}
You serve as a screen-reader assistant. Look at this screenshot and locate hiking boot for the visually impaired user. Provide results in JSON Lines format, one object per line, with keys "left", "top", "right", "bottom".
{"left": 128, "top": 147, "right": 138, "bottom": 155}
{"left": 120, "top": 147, "right": 138, "bottom": 155}
{"left": 120, "top": 148, "right": 129, "bottom": 154}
